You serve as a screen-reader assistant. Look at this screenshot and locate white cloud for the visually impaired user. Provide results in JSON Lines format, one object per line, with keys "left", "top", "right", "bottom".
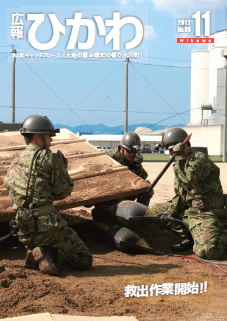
{"left": 150, "top": 0, "right": 225, "bottom": 12}
{"left": 117, "top": 0, "right": 129, "bottom": 5}
{"left": 116, "top": 0, "right": 226, "bottom": 13}
{"left": 144, "top": 24, "right": 157, "bottom": 40}
{"left": 117, "top": 0, "right": 145, "bottom": 4}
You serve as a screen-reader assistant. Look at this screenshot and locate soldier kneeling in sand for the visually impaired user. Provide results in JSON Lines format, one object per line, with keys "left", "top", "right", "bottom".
{"left": 4, "top": 115, "right": 92, "bottom": 275}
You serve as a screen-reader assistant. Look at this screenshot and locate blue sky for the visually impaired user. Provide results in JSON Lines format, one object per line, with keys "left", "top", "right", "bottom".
{"left": 0, "top": 0, "right": 226, "bottom": 131}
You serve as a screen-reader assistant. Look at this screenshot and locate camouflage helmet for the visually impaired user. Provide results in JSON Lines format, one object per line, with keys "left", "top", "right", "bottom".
{"left": 120, "top": 132, "right": 141, "bottom": 153}
{"left": 20, "top": 115, "right": 60, "bottom": 136}
{"left": 162, "top": 128, "right": 188, "bottom": 150}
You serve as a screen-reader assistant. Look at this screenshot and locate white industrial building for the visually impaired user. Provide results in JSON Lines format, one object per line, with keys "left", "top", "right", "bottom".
{"left": 186, "top": 29, "right": 227, "bottom": 156}
{"left": 80, "top": 133, "right": 163, "bottom": 152}
{"left": 190, "top": 29, "right": 227, "bottom": 126}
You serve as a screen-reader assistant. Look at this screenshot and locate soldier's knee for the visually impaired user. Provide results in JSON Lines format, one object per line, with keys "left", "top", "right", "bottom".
{"left": 72, "top": 255, "right": 93, "bottom": 270}
{"left": 195, "top": 245, "right": 211, "bottom": 259}
{"left": 194, "top": 243, "right": 224, "bottom": 260}
{"left": 151, "top": 202, "right": 171, "bottom": 214}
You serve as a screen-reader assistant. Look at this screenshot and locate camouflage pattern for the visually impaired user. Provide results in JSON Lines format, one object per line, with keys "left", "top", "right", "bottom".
{"left": 108, "top": 148, "right": 148, "bottom": 179}
{"left": 108, "top": 148, "right": 150, "bottom": 206}
{"left": 4, "top": 144, "right": 92, "bottom": 270}
{"left": 151, "top": 149, "right": 227, "bottom": 259}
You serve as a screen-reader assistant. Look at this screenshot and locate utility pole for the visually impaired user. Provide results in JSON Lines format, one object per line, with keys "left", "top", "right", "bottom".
{"left": 11, "top": 48, "right": 16, "bottom": 123}
{"left": 124, "top": 58, "right": 129, "bottom": 134}
{"left": 221, "top": 50, "right": 227, "bottom": 162}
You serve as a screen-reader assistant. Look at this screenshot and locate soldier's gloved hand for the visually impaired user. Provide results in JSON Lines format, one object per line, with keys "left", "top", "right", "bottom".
{"left": 157, "top": 212, "right": 172, "bottom": 222}
{"left": 133, "top": 153, "right": 143, "bottom": 169}
{"left": 57, "top": 150, "right": 68, "bottom": 168}
{"left": 173, "top": 142, "right": 185, "bottom": 155}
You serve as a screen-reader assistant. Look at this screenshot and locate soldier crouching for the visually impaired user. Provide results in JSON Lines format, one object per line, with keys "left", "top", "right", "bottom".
{"left": 4, "top": 115, "right": 92, "bottom": 276}
{"left": 152, "top": 128, "right": 227, "bottom": 260}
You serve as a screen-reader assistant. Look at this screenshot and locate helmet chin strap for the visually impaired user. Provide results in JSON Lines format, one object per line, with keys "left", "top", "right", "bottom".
{"left": 40, "top": 134, "right": 48, "bottom": 149}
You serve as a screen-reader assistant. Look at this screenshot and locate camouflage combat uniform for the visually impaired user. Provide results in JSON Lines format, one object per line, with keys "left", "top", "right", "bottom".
{"left": 151, "top": 149, "right": 227, "bottom": 259}
{"left": 108, "top": 148, "right": 150, "bottom": 206}
{"left": 4, "top": 144, "right": 92, "bottom": 270}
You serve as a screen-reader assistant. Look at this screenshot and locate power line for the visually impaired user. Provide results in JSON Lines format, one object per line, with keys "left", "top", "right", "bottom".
{"left": 21, "top": 58, "right": 125, "bottom": 132}
{"left": 0, "top": 45, "right": 19, "bottom": 47}
{"left": 57, "top": 62, "right": 125, "bottom": 123}
{"left": 136, "top": 110, "right": 191, "bottom": 134}
{"left": 0, "top": 55, "right": 8, "bottom": 63}
{"left": 146, "top": 55, "right": 191, "bottom": 62}
{"left": 21, "top": 58, "right": 95, "bottom": 133}
{"left": 16, "top": 63, "right": 48, "bottom": 91}
{"left": 130, "top": 61, "right": 188, "bottom": 125}
{"left": 0, "top": 105, "right": 192, "bottom": 114}
{"left": 132, "top": 61, "right": 191, "bottom": 69}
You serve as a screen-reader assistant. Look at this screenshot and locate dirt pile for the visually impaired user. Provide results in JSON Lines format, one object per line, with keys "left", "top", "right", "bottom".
{"left": 1, "top": 208, "right": 227, "bottom": 321}
{"left": 1, "top": 160, "right": 227, "bottom": 320}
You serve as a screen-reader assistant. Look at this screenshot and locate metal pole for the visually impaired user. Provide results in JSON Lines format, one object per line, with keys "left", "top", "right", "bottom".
{"left": 137, "top": 154, "right": 176, "bottom": 203}
{"left": 124, "top": 58, "right": 129, "bottom": 134}
{"left": 224, "top": 64, "right": 227, "bottom": 162}
{"left": 11, "top": 49, "right": 16, "bottom": 123}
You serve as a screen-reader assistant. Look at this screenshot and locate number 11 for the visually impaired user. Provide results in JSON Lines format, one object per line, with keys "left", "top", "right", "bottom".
{"left": 192, "top": 11, "right": 210, "bottom": 37}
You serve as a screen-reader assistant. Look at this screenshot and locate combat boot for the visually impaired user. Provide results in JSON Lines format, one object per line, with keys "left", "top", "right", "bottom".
{"left": 172, "top": 233, "right": 194, "bottom": 252}
{"left": 32, "top": 246, "right": 59, "bottom": 276}
{"left": 24, "top": 247, "right": 37, "bottom": 269}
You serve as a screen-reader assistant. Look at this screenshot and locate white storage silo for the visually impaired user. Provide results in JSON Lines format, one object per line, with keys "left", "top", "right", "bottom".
{"left": 190, "top": 50, "right": 209, "bottom": 124}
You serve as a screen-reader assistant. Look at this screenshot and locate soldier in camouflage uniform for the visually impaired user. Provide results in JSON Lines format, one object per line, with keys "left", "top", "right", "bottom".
{"left": 108, "top": 132, "right": 153, "bottom": 206}
{"left": 4, "top": 115, "right": 92, "bottom": 275}
{"left": 152, "top": 128, "right": 227, "bottom": 260}
{"left": 90, "top": 132, "right": 154, "bottom": 253}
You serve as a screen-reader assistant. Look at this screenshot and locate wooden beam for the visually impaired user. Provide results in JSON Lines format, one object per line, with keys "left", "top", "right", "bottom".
{"left": 51, "top": 139, "right": 86, "bottom": 145}
{"left": 0, "top": 166, "right": 128, "bottom": 188}
{"left": 0, "top": 139, "right": 86, "bottom": 152}
{"left": 0, "top": 185, "right": 148, "bottom": 222}
{"left": 70, "top": 166, "right": 128, "bottom": 181}
{"left": 67, "top": 151, "right": 106, "bottom": 159}
{"left": 54, "top": 186, "right": 148, "bottom": 211}
{"left": 0, "top": 165, "right": 128, "bottom": 184}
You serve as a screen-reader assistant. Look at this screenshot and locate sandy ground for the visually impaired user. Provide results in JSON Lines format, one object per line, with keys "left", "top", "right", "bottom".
{"left": 1, "top": 161, "right": 227, "bottom": 320}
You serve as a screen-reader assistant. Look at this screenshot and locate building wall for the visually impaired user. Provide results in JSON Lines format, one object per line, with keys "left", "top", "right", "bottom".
{"left": 0, "top": 123, "right": 22, "bottom": 131}
{"left": 80, "top": 134, "right": 163, "bottom": 152}
{"left": 190, "top": 50, "right": 209, "bottom": 124}
{"left": 190, "top": 30, "right": 227, "bottom": 126}
{"left": 82, "top": 126, "right": 224, "bottom": 156}
{"left": 86, "top": 140, "right": 162, "bottom": 151}
{"left": 166, "top": 125, "right": 223, "bottom": 156}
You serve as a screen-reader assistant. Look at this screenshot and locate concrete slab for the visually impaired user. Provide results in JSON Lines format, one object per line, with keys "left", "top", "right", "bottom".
{"left": 0, "top": 313, "right": 52, "bottom": 321}
{"left": 0, "top": 313, "right": 138, "bottom": 321}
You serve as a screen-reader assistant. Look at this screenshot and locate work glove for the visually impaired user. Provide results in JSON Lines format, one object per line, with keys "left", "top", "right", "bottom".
{"left": 133, "top": 153, "right": 143, "bottom": 169}
{"left": 157, "top": 212, "right": 172, "bottom": 222}
{"left": 57, "top": 150, "right": 68, "bottom": 168}
{"left": 173, "top": 142, "right": 185, "bottom": 155}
